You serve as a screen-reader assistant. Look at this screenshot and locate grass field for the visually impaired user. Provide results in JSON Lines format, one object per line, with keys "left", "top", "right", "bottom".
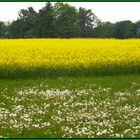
{"left": 0, "top": 39, "right": 140, "bottom": 138}
{"left": 1, "top": 75, "right": 140, "bottom": 138}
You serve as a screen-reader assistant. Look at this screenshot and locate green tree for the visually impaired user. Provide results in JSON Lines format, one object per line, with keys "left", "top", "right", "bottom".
{"left": 54, "top": 2, "right": 80, "bottom": 38}
{"left": 18, "top": 7, "right": 37, "bottom": 38}
{"left": 135, "top": 21, "right": 140, "bottom": 37}
{"left": 9, "top": 20, "right": 23, "bottom": 38}
{"left": 113, "top": 20, "right": 136, "bottom": 39}
{"left": 0, "top": 21, "right": 6, "bottom": 38}
{"left": 92, "top": 22, "right": 114, "bottom": 38}
{"left": 78, "top": 7, "right": 100, "bottom": 37}
{"left": 9, "top": 7, "right": 37, "bottom": 38}
{"left": 34, "top": 2, "right": 55, "bottom": 38}
{"left": 99, "top": 22, "right": 115, "bottom": 38}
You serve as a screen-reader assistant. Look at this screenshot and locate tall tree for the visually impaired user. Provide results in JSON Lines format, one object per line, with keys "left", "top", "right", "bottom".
{"left": 54, "top": 2, "right": 80, "bottom": 38}
{"left": 78, "top": 7, "right": 100, "bottom": 37}
{"left": 18, "top": 7, "right": 37, "bottom": 38}
{"left": 9, "top": 7, "right": 37, "bottom": 38}
{"left": 34, "top": 2, "right": 55, "bottom": 38}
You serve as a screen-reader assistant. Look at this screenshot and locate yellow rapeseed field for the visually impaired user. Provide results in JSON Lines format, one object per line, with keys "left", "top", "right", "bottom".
{"left": 0, "top": 39, "right": 140, "bottom": 78}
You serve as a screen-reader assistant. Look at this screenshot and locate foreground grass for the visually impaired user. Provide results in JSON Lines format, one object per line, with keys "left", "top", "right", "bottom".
{"left": 0, "top": 74, "right": 140, "bottom": 138}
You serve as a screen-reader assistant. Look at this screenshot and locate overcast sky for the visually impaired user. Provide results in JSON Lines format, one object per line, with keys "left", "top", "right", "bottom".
{"left": 0, "top": 2, "right": 140, "bottom": 23}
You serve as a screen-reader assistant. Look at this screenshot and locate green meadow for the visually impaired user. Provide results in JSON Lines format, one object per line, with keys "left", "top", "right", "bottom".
{"left": 0, "top": 74, "right": 140, "bottom": 138}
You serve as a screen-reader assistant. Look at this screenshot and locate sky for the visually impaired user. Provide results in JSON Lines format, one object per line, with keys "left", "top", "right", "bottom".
{"left": 0, "top": 2, "right": 140, "bottom": 23}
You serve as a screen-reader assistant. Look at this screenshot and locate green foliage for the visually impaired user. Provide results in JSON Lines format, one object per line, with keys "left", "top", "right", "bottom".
{"left": 93, "top": 20, "right": 137, "bottom": 39}
{"left": 78, "top": 7, "right": 101, "bottom": 38}
{"left": 135, "top": 20, "right": 140, "bottom": 37}
{"left": 34, "top": 3, "right": 55, "bottom": 38}
{"left": 0, "top": 21, "right": 6, "bottom": 38}
{"left": 113, "top": 20, "right": 136, "bottom": 39}
{"left": 0, "top": 3, "right": 140, "bottom": 39}
{"left": 54, "top": 3, "right": 80, "bottom": 38}
{"left": 9, "top": 7, "right": 37, "bottom": 38}
{"left": 97, "top": 22, "right": 115, "bottom": 38}
{"left": 4, "top": 2, "right": 100, "bottom": 39}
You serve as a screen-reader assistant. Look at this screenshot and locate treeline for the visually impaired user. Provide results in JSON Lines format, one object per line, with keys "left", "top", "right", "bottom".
{"left": 93, "top": 21, "right": 140, "bottom": 39}
{"left": 0, "top": 2, "right": 140, "bottom": 39}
